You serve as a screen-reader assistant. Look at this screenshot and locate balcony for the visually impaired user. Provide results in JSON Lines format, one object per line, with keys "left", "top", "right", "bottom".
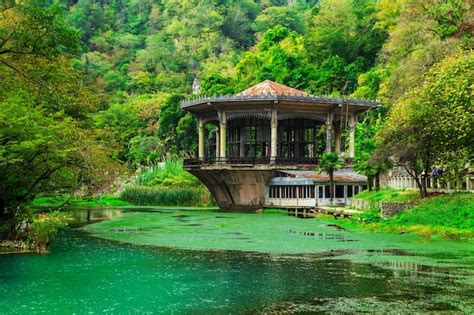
{"left": 184, "top": 157, "right": 319, "bottom": 167}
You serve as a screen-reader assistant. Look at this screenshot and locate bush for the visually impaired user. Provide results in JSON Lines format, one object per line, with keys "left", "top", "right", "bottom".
{"left": 137, "top": 160, "right": 200, "bottom": 187}
{"left": 28, "top": 211, "right": 69, "bottom": 252}
{"left": 121, "top": 185, "right": 214, "bottom": 207}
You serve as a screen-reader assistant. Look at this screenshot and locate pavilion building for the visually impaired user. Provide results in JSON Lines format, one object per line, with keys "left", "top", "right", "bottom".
{"left": 181, "top": 80, "right": 378, "bottom": 211}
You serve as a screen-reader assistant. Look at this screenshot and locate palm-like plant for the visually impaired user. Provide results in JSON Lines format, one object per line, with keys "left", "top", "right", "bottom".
{"left": 318, "top": 152, "right": 344, "bottom": 204}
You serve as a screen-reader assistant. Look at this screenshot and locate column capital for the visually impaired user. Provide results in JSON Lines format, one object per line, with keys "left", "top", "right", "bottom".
{"left": 218, "top": 110, "right": 226, "bottom": 126}
{"left": 348, "top": 112, "right": 358, "bottom": 129}
{"left": 326, "top": 112, "right": 334, "bottom": 125}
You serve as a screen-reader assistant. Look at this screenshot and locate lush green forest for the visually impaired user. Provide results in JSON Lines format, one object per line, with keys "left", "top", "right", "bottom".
{"left": 0, "top": 0, "right": 472, "bottom": 246}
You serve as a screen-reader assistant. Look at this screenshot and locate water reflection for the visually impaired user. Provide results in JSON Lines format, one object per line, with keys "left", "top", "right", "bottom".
{"left": 66, "top": 208, "right": 123, "bottom": 224}
{"left": 1, "top": 208, "right": 471, "bottom": 313}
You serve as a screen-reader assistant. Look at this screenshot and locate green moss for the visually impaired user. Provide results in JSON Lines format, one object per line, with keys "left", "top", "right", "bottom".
{"left": 263, "top": 208, "right": 288, "bottom": 214}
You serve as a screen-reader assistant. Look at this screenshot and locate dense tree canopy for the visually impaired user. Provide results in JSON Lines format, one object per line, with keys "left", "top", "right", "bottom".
{"left": 1, "top": 0, "right": 472, "bottom": 236}
{"left": 0, "top": 0, "right": 123, "bottom": 237}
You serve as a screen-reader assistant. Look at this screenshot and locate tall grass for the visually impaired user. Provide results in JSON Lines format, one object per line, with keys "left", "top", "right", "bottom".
{"left": 127, "top": 160, "right": 215, "bottom": 207}
{"left": 137, "top": 160, "right": 200, "bottom": 187}
{"left": 121, "top": 185, "right": 214, "bottom": 207}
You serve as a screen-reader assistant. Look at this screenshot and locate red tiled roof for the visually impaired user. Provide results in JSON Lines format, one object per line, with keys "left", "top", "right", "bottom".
{"left": 237, "top": 80, "right": 310, "bottom": 97}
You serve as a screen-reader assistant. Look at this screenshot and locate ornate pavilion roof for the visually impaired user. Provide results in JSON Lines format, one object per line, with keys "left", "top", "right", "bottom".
{"left": 180, "top": 80, "right": 379, "bottom": 118}
{"left": 237, "top": 80, "right": 310, "bottom": 97}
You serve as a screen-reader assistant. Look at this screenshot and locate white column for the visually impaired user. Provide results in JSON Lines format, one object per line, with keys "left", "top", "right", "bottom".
{"left": 315, "top": 185, "right": 319, "bottom": 206}
{"left": 325, "top": 113, "right": 334, "bottom": 152}
{"left": 466, "top": 176, "right": 472, "bottom": 191}
{"left": 215, "top": 127, "right": 220, "bottom": 159}
{"left": 219, "top": 111, "right": 226, "bottom": 159}
{"left": 198, "top": 118, "right": 205, "bottom": 160}
{"left": 348, "top": 113, "right": 357, "bottom": 158}
{"left": 335, "top": 124, "right": 341, "bottom": 154}
{"left": 270, "top": 108, "right": 278, "bottom": 163}
{"left": 344, "top": 185, "right": 348, "bottom": 204}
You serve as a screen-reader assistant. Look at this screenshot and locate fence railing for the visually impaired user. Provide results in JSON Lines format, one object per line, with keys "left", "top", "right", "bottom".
{"left": 184, "top": 156, "right": 319, "bottom": 166}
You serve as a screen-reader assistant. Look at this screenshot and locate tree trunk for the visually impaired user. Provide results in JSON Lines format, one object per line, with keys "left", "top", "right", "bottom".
{"left": 367, "top": 176, "right": 373, "bottom": 191}
{"left": 375, "top": 172, "right": 380, "bottom": 191}
{"left": 414, "top": 176, "right": 425, "bottom": 197}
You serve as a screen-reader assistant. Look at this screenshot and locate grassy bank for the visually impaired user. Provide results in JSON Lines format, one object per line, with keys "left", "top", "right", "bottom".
{"left": 348, "top": 189, "right": 474, "bottom": 240}
{"left": 33, "top": 160, "right": 215, "bottom": 208}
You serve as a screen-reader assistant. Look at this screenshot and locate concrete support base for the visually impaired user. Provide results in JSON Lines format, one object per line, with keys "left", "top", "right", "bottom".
{"left": 188, "top": 168, "right": 276, "bottom": 211}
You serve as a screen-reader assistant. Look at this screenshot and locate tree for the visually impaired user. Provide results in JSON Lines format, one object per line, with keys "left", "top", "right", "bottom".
{"left": 376, "top": 50, "right": 473, "bottom": 197}
{"left": 304, "top": 0, "right": 386, "bottom": 94}
{"left": 317, "top": 152, "right": 343, "bottom": 204}
{"left": 354, "top": 112, "right": 390, "bottom": 191}
{"left": 0, "top": 0, "right": 123, "bottom": 240}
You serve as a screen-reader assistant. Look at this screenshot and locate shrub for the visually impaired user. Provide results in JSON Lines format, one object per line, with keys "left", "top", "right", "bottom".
{"left": 137, "top": 160, "right": 200, "bottom": 187}
{"left": 121, "top": 185, "right": 214, "bottom": 207}
{"left": 28, "top": 211, "right": 69, "bottom": 252}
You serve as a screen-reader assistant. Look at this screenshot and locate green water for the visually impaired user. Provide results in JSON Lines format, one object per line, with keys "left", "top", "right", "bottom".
{"left": 1, "top": 208, "right": 473, "bottom": 313}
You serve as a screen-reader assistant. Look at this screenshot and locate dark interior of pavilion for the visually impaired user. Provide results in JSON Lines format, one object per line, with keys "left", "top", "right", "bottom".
{"left": 205, "top": 118, "right": 327, "bottom": 163}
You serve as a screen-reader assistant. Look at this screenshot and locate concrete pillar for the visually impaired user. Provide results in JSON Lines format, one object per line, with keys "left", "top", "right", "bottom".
{"left": 348, "top": 113, "right": 357, "bottom": 158}
{"left": 344, "top": 185, "right": 348, "bottom": 204}
{"left": 334, "top": 124, "right": 341, "bottom": 154}
{"left": 325, "top": 113, "right": 334, "bottom": 152}
{"left": 215, "top": 128, "right": 220, "bottom": 159}
{"left": 466, "top": 176, "right": 472, "bottom": 191}
{"left": 219, "top": 111, "right": 226, "bottom": 159}
{"left": 315, "top": 185, "right": 319, "bottom": 206}
{"left": 198, "top": 118, "right": 205, "bottom": 160}
{"left": 270, "top": 108, "right": 278, "bottom": 163}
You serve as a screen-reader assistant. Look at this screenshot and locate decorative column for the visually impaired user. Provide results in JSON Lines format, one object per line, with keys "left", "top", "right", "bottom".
{"left": 348, "top": 113, "right": 357, "bottom": 158}
{"left": 198, "top": 117, "right": 205, "bottom": 160}
{"left": 219, "top": 111, "right": 226, "bottom": 160}
{"left": 270, "top": 108, "right": 278, "bottom": 163}
{"left": 215, "top": 127, "right": 220, "bottom": 159}
{"left": 325, "top": 112, "right": 334, "bottom": 152}
{"left": 334, "top": 124, "right": 341, "bottom": 154}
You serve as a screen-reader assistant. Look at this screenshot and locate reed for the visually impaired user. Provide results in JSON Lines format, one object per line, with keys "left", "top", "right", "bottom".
{"left": 121, "top": 185, "right": 214, "bottom": 206}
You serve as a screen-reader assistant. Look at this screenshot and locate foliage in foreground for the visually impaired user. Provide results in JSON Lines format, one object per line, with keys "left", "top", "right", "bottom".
{"left": 28, "top": 211, "right": 69, "bottom": 252}
{"left": 121, "top": 185, "right": 214, "bottom": 207}
{"left": 33, "top": 195, "right": 130, "bottom": 207}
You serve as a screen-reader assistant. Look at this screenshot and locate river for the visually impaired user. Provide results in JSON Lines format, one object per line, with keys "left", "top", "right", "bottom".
{"left": 0, "top": 208, "right": 473, "bottom": 313}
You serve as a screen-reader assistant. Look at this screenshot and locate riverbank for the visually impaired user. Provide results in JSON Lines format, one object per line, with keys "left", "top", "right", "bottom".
{"left": 32, "top": 189, "right": 474, "bottom": 242}
{"left": 343, "top": 189, "right": 474, "bottom": 240}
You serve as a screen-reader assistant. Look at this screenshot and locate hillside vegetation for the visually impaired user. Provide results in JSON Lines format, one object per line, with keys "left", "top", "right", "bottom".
{"left": 0, "top": 0, "right": 472, "bottom": 245}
